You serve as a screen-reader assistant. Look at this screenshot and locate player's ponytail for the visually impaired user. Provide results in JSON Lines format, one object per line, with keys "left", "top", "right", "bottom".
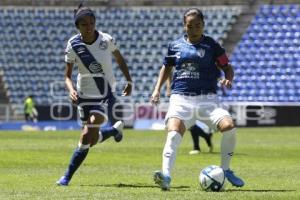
{"left": 74, "top": 2, "right": 95, "bottom": 26}
{"left": 74, "top": 2, "right": 84, "bottom": 16}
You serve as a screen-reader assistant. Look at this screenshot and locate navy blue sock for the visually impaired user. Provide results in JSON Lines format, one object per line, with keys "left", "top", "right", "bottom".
{"left": 99, "top": 126, "right": 118, "bottom": 142}
{"left": 64, "top": 147, "right": 89, "bottom": 180}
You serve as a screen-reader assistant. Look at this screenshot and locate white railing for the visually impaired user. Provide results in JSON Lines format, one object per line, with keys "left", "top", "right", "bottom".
{"left": 0, "top": 104, "right": 10, "bottom": 121}
{"left": 0, "top": 104, "right": 24, "bottom": 121}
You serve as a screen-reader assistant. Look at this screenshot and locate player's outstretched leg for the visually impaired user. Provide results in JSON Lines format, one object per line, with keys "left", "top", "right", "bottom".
{"left": 153, "top": 171, "right": 171, "bottom": 191}
{"left": 98, "top": 121, "right": 124, "bottom": 143}
{"left": 56, "top": 143, "right": 90, "bottom": 186}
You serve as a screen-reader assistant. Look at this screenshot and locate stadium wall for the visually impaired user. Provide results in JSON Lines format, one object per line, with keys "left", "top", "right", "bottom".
{"left": 35, "top": 103, "right": 300, "bottom": 128}
{"left": 3, "top": 97, "right": 299, "bottom": 128}
{"left": 132, "top": 103, "right": 300, "bottom": 129}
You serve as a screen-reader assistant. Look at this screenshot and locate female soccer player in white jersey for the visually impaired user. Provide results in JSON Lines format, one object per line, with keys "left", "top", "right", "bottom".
{"left": 151, "top": 8, "right": 244, "bottom": 190}
{"left": 56, "top": 3, "right": 132, "bottom": 186}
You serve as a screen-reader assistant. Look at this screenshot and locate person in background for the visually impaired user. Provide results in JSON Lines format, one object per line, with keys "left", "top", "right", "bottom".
{"left": 189, "top": 120, "right": 214, "bottom": 154}
{"left": 24, "top": 95, "right": 38, "bottom": 122}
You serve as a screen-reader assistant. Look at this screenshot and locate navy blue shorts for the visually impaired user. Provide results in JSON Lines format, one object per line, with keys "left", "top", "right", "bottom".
{"left": 77, "top": 94, "right": 116, "bottom": 123}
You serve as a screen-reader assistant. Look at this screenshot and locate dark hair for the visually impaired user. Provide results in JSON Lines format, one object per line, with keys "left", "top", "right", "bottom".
{"left": 183, "top": 8, "right": 204, "bottom": 24}
{"left": 74, "top": 2, "right": 95, "bottom": 26}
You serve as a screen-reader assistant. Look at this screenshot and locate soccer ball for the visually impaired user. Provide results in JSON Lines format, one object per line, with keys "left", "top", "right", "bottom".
{"left": 199, "top": 165, "right": 226, "bottom": 192}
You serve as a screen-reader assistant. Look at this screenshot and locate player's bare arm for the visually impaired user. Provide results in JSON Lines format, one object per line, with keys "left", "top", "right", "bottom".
{"left": 151, "top": 65, "right": 173, "bottom": 104}
{"left": 112, "top": 49, "right": 132, "bottom": 96}
{"left": 220, "top": 64, "right": 234, "bottom": 89}
{"left": 166, "top": 70, "right": 173, "bottom": 97}
{"left": 64, "top": 62, "right": 78, "bottom": 101}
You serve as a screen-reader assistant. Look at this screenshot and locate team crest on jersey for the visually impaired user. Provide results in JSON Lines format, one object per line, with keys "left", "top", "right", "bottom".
{"left": 99, "top": 39, "right": 108, "bottom": 50}
{"left": 197, "top": 48, "right": 205, "bottom": 58}
{"left": 89, "top": 61, "right": 104, "bottom": 73}
{"left": 175, "top": 52, "right": 181, "bottom": 58}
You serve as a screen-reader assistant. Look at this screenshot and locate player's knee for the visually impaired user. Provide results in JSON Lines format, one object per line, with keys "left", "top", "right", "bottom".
{"left": 218, "top": 118, "right": 235, "bottom": 132}
{"left": 89, "top": 117, "right": 98, "bottom": 124}
{"left": 167, "top": 118, "right": 186, "bottom": 134}
{"left": 89, "top": 113, "right": 105, "bottom": 125}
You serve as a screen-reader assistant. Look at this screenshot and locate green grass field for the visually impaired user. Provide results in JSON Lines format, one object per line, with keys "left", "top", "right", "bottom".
{"left": 0, "top": 127, "right": 300, "bottom": 200}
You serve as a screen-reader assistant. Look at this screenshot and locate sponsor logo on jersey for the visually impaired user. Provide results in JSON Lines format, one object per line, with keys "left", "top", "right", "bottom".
{"left": 182, "top": 62, "right": 196, "bottom": 71}
{"left": 89, "top": 61, "right": 104, "bottom": 73}
{"left": 77, "top": 47, "right": 86, "bottom": 54}
{"left": 99, "top": 40, "right": 108, "bottom": 50}
{"left": 197, "top": 48, "right": 206, "bottom": 58}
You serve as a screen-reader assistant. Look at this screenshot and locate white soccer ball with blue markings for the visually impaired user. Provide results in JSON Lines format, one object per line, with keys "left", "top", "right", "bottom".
{"left": 199, "top": 165, "right": 226, "bottom": 192}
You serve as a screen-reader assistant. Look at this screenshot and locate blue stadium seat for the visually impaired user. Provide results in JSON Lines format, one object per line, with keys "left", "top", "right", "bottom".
{"left": 225, "top": 4, "right": 300, "bottom": 102}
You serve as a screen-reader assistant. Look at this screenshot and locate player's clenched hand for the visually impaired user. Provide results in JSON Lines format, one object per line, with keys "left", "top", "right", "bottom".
{"left": 69, "top": 89, "right": 78, "bottom": 102}
{"left": 219, "top": 79, "right": 232, "bottom": 89}
{"left": 151, "top": 89, "right": 160, "bottom": 105}
{"left": 122, "top": 82, "right": 132, "bottom": 96}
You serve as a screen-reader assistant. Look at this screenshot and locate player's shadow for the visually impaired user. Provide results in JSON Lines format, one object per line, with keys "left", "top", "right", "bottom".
{"left": 226, "top": 189, "right": 296, "bottom": 192}
{"left": 81, "top": 183, "right": 190, "bottom": 191}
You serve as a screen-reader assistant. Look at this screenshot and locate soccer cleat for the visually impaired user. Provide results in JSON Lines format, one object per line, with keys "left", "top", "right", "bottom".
{"left": 56, "top": 176, "right": 70, "bottom": 186}
{"left": 225, "top": 169, "right": 244, "bottom": 187}
{"left": 189, "top": 150, "right": 201, "bottom": 155}
{"left": 113, "top": 121, "right": 124, "bottom": 142}
{"left": 153, "top": 171, "right": 171, "bottom": 191}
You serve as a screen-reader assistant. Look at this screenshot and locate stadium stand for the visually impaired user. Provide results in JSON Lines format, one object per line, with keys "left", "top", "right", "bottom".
{"left": 0, "top": 6, "right": 241, "bottom": 112}
{"left": 227, "top": 4, "right": 300, "bottom": 102}
{"left": 1, "top": 2, "right": 299, "bottom": 120}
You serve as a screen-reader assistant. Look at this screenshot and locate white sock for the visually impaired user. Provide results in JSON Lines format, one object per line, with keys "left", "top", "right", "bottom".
{"left": 162, "top": 131, "right": 182, "bottom": 177}
{"left": 220, "top": 128, "right": 236, "bottom": 170}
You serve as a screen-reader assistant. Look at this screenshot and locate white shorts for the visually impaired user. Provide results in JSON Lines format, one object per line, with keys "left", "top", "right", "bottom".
{"left": 165, "top": 94, "right": 231, "bottom": 130}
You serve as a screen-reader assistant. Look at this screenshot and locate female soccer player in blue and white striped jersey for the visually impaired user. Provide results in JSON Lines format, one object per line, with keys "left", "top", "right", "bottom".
{"left": 57, "top": 3, "right": 132, "bottom": 186}
{"left": 151, "top": 8, "right": 244, "bottom": 190}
